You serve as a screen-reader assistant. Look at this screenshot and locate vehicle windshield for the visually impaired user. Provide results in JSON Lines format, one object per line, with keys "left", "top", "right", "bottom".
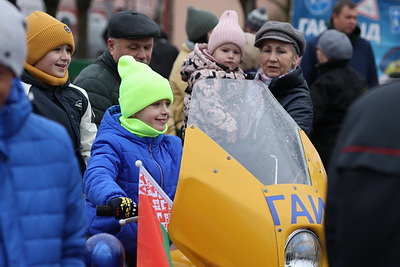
{"left": 187, "top": 79, "right": 311, "bottom": 185}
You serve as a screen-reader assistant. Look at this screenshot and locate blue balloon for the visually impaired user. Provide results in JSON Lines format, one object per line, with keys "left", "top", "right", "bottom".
{"left": 85, "top": 233, "right": 125, "bottom": 267}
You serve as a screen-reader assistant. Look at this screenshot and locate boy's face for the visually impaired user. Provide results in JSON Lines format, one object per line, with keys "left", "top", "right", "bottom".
{"left": 133, "top": 99, "right": 171, "bottom": 131}
{"left": 212, "top": 43, "right": 241, "bottom": 70}
{"left": 0, "top": 65, "right": 14, "bottom": 108}
{"left": 34, "top": 44, "right": 72, "bottom": 78}
{"left": 109, "top": 37, "right": 154, "bottom": 65}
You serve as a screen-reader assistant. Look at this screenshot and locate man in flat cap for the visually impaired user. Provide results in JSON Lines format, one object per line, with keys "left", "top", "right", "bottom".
{"left": 74, "top": 10, "right": 160, "bottom": 126}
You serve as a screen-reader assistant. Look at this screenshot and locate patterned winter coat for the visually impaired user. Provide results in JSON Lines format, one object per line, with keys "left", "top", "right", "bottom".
{"left": 180, "top": 43, "right": 246, "bottom": 137}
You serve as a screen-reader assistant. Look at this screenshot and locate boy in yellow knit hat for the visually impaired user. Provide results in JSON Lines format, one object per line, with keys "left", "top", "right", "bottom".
{"left": 21, "top": 11, "right": 97, "bottom": 174}
{"left": 83, "top": 55, "right": 182, "bottom": 266}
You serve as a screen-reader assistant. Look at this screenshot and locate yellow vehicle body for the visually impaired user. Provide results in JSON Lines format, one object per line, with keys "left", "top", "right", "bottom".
{"left": 169, "top": 125, "right": 328, "bottom": 266}
{"left": 169, "top": 79, "right": 328, "bottom": 266}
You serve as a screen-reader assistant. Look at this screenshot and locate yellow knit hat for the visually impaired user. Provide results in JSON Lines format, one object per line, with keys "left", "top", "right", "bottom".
{"left": 118, "top": 55, "right": 173, "bottom": 118}
{"left": 25, "top": 11, "right": 75, "bottom": 65}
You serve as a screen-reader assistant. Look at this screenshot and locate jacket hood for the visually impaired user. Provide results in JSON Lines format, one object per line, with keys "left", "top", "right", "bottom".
{"left": 180, "top": 43, "right": 223, "bottom": 81}
{"left": 0, "top": 79, "right": 31, "bottom": 139}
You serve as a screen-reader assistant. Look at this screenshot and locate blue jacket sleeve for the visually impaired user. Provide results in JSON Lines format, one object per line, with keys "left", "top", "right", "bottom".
{"left": 62, "top": 155, "right": 87, "bottom": 266}
{"left": 84, "top": 135, "right": 127, "bottom": 205}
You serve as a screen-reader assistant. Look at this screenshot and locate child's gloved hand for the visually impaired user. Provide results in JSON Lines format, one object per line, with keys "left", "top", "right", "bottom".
{"left": 108, "top": 197, "right": 138, "bottom": 219}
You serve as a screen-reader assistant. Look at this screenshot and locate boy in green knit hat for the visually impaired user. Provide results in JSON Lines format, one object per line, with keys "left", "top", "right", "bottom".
{"left": 83, "top": 55, "right": 182, "bottom": 266}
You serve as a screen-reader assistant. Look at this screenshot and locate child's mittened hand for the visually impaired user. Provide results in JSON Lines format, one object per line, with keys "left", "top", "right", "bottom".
{"left": 108, "top": 197, "right": 138, "bottom": 219}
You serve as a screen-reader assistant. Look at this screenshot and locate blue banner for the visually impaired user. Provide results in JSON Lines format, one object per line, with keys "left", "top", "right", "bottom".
{"left": 291, "top": 0, "right": 400, "bottom": 83}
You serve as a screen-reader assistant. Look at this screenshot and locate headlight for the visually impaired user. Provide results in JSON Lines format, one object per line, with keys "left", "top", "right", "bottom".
{"left": 284, "top": 229, "right": 322, "bottom": 267}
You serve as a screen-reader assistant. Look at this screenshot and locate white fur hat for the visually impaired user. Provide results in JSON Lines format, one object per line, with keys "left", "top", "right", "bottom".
{"left": 0, "top": 0, "right": 26, "bottom": 76}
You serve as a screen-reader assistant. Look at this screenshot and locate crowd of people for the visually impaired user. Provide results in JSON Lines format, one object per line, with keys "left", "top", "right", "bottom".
{"left": 1, "top": 0, "right": 397, "bottom": 266}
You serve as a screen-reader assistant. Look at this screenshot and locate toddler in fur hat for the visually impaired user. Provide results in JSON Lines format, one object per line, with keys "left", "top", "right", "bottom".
{"left": 180, "top": 9, "right": 247, "bottom": 139}
{"left": 21, "top": 11, "right": 97, "bottom": 174}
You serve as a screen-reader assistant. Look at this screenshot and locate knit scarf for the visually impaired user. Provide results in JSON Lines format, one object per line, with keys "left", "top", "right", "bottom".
{"left": 24, "top": 62, "right": 69, "bottom": 86}
{"left": 257, "top": 68, "right": 296, "bottom": 85}
{"left": 120, "top": 116, "right": 167, "bottom": 138}
{"left": 258, "top": 70, "right": 273, "bottom": 85}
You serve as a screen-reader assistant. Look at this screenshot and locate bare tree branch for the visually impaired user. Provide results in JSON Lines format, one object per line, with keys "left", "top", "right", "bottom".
{"left": 75, "top": 0, "right": 92, "bottom": 58}
{"left": 43, "top": 0, "right": 59, "bottom": 17}
{"left": 239, "top": 0, "right": 256, "bottom": 26}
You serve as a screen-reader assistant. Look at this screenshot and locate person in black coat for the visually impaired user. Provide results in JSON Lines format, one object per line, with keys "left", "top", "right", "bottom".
{"left": 324, "top": 79, "right": 400, "bottom": 267}
{"left": 149, "top": 30, "right": 179, "bottom": 79}
{"left": 310, "top": 29, "right": 368, "bottom": 168}
{"left": 253, "top": 21, "right": 313, "bottom": 136}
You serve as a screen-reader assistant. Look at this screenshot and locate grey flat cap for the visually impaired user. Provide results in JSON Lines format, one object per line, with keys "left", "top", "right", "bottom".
{"left": 254, "top": 21, "right": 306, "bottom": 56}
{"left": 108, "top": 11, "right": 160, "bottom": 39}
{"left": 317, "top": 29, "right": 352, "bottom": 60}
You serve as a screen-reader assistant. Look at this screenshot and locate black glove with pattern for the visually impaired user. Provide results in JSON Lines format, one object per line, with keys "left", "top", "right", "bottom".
{"left": 108, "top": 197, "right": 138, "bottom": 219}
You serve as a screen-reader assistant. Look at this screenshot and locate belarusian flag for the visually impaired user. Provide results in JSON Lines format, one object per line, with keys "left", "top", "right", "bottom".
{"left": 136, "top": 160, "right": 173, "bottom": 267}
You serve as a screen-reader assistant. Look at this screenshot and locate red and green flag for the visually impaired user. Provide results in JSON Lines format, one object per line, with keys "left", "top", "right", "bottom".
{"left": 136, "top": 161, "right": 173, "bottom": 267}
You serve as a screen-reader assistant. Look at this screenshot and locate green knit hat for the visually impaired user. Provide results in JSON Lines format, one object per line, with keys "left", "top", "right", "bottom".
{"left": 118, "top": 55, "right": 173, "bottom": 118}
{"left": 186, "top": 6, "right": 218, "bottom": 42}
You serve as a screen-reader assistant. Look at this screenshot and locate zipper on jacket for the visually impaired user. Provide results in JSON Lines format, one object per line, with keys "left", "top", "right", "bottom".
{"left": 148, "top": 144, "right": 164, "bottom": 188}
{"left": 54, "top": 89, "right": 82, "bottom": 146}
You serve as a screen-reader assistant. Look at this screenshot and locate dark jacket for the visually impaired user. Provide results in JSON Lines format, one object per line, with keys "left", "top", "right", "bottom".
{"left": 74, "top": 50, "right": 120, "bottom": 126}
{"left": 255, "top": 66, "right": 314, "bottom": 136}
{"left": 21, "top": 70, "right": 97, "bottom": 174}
{"left": 301, "top": 24, "right": 378, "bottom": 88}
{"left": 150, "top": 32, "right": 179, "bottom": 79}
{"left": 310, "top": 60, "right": 368, "bottom": 167}
{"left": 0, "top": 79, "right": 86, "bottom": 266}
{"left": 84, "top": 105, "right": 182, "bottom": 258}
{"left": 325, "top": 80, "right": 400, "bottom": 267}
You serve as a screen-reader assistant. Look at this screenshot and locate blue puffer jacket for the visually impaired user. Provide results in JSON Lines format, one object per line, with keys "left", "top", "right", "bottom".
{"left": 84, "top": 105, "right": 182, "bottom": 257}
{"left": 0, "top": 79, "right": 86, "bottom": 266}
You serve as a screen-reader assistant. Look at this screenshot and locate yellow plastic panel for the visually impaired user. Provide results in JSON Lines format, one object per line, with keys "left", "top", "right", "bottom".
{"left": 298, "top": 129, "right": 329, "bottom": 267}
{"left": 169, "top": 125, "right": 279, "bottom": 267}
{"left": 262, "top": 184, "right": 327, "bottom": 267}
{"left": 299, "top": 129, "right": 327, "bottom": 199}
{"left": 170, "top": 249, "right": 196, "bottom": 267}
